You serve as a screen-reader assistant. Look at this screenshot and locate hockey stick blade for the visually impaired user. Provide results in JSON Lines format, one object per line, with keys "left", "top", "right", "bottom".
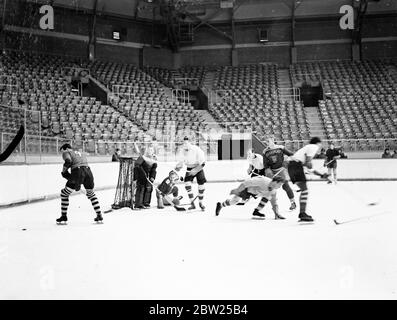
{"left": 0, "top": 125, "right": 25, "bottom": 163}
{"left": 175, "top": 206, "right": 187, "bottom": 211}
{"left": 334, "top": 210, "right": 391, "bottom": 225}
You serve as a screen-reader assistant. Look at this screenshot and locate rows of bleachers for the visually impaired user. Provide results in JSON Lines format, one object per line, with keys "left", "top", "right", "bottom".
{"left": 291, "top": 60, "right": 397, "bottom": 143}
{"left": 209, "top": 64, "right": 311, "bottom": 141}
{"left": 89, "top": 60, "right": 207, "bottom": 141}
{"left": 0, "top": 51, "right": 144, "bottom": 151}
{"left": 144, "top": 66, "right": 209, "bottom": 88}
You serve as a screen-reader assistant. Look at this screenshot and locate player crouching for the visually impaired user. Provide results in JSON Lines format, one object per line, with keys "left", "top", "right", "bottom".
{"left": 215, "top": 176, "right": 285, "bottom": 220}
{"left": 156, "top": 170, "right": 183, "bottom": 209}
{"left": 57, "top": 144, "right": 103, "bottom": 224}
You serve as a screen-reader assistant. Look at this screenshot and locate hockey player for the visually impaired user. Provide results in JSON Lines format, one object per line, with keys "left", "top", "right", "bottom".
{"left": 324, "top": 143, "right": 340, "bottom": 184}
{"left": 215, "top": 176, "right": 285, "bottom": 220}
{"left": 57, "top": 143, "right": 103, "bottom": 224}
{"left": 175, "top": 136, "right": 206, "bottom": 211}
{"left": 247, "top": 149, "right": 265, "bottom": 176}
{"left": 156, "top": 170, "right": 182, "bottom": 209}
{"left": 133, "top": 155, "right": 157, "bottom": 209}
{"left": 287, "top": 137, "right": 330, "bottom": 222}
{"left": 263, "top": 137, "right": 296, "bottom": 210}
{"left": 236, "top": 149, "right": 265, "bottom": 206}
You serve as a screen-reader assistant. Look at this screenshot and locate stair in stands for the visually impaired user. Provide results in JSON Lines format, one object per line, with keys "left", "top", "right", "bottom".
{"left": 202, "top": 71, "right": 217, "bottom": 91}
{"left": 304, "top": 106, "right": 326, "bottom": 140}
{"left": 277, "top": 68, "right": 295, "bottom": 102}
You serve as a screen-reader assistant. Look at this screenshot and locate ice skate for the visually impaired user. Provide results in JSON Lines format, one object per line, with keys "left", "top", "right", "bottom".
{"left": 252, "top": 209, "right": 265, "bottom": 219}
{"left": 275, "top": 213, "right": 285, "bottom": 220}
{"left": 56, "top": 215, "right": 68, "bottom": 224}
{"left": 94, "top": 213, "right": 104, "bottom": 223}
{"left": 188, "top": 201, "right": 196, "bottom": 210}
{"left": 298, "top": 212, "right": 314, "bottom": 222}
{"left": 215, "top": 202, "right": 222, "bottom": 216}
{"left": 199, "top": 202, "right": 205, "bottom": 211}
{"left": 289, "top": 201, "right": 297, "bottom": 210}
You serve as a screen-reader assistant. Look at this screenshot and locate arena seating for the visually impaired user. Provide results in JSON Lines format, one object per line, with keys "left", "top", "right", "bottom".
{"left": 209, "top": 64, "right": 311, "bottom": 141}
{"left": 291, "top": 60, "right": 397, "bottom": 150}
{"left": 144, "top": 66, "right": 208, "bottom": 88}
{"left": 0, "top": 51, "right": 142, "bottom": 155}
{"left": 89, "top": 60, "right": 207, "bottom": 142}
{"left": 2, "top": 48, "right": 396, "bottom": 156}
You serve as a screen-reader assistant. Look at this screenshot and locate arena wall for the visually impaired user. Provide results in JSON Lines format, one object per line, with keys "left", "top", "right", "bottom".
{"left": 1, "top": 159, "right": 396, "bottom": 207}
{"left": 3, "top": 10, "right": 396, "bottom": 66}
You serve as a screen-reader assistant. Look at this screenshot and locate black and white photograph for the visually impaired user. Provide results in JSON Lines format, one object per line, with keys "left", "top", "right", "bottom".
{"left": 0, "top": 0, "right": 397, "bottom": 307}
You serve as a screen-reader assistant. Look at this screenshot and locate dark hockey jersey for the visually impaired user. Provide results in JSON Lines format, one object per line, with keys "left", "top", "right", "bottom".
{"left": 263, "top": 146, "right": 293, "bottom": 170}
{"left": 325, "top": 149, "right": 340, "bottom": 162}
{"left": 158, "top": 177, "right": 176, "bottom": 195}
{"left": 62, "top": 150, "right": 89, "bottom": 169}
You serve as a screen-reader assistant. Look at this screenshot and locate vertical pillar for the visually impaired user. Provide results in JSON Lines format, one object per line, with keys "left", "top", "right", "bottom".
{"left": 232, "top": 49, "right": 238, "bottom": 67}
{"left": 352, "top": 43, "right": 360, "bottom": 61}
{"left": 291, "top": 46, "right": 297, "bottom": 64}
{"left": 173, "top": 52, "right": 182, "bottom": 69}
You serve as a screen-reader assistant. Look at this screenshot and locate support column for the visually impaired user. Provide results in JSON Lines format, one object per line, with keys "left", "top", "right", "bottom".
{"left": 352, "top": 43, "right": 360, "bottom": 61}
{"left": 291, "top": 46, "right": 297, "bottom": 64}
{"left": 173, "top": 52, "right": 182, "bottom": 69}
{"left": 232, "top": 49, "right": 238, "bottom": 67}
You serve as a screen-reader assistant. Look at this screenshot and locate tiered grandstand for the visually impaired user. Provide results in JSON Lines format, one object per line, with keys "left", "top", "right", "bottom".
{"left": 291, "top": 60, "right": 397, "bottom": 150}
{"left": 1, "top": 48, "right": 397, "bottom": 159}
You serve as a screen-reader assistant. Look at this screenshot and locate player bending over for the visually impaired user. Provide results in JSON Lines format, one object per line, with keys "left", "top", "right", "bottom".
{"left": 175, "top": 136, "right": 206, "bottom": 211}
{"left": 236, "top": 149, "right": 266, "bottom": 206}
{"left": 156, "top": 170, "right": 183, "bottom": 209}
{"left": 215, "top": 176, "right": 285, "bottom": 220}
{"left": 287, "top": 137, "right": 330, "bottom": 222}
{"left": 247, "top": 149, "right": 265, "bottom": 176}
{"left": 324, "top": 143, "right": 340, "bottom": 184}
{"left": 57, "top": 144, "right": 103, "bottom": 224}
{"left": 263, "top": 137, "right": 296, "bottom": 210}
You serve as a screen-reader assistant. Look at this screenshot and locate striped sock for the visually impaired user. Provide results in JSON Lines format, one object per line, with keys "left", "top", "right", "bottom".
{"left": 300, "top": 189, "right": 308, "bottom": 213}
{"left": 185, "top": 183, "right": 194, "bottom": 201}
{"left": 255, "top": 197, "right": 268, "bottom": 211}
{"left": 198, "top": 185, "right": 205, "bottom": 204}
{"left": 86, "top": 190, "right": 101, "bottom": 215}
{"left": 222, "top": 199, "right": 231, "bottom": 207}
{"left": 60, "top": 187, "right": 73, "bottom": 216}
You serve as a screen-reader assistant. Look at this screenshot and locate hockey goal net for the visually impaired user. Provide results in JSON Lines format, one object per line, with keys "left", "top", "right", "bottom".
{"left": 112, "top": 157, "right": 136, "bottom": 210}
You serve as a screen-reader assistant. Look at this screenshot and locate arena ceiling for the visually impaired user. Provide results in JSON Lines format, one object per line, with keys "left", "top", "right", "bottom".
{"left": 31, "top": 0, "right": 397, "bottom": 22}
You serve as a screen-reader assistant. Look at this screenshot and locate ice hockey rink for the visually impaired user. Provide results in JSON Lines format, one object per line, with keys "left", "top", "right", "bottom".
{"left": 1, "top": 180, "right": 396, "bottom": 300}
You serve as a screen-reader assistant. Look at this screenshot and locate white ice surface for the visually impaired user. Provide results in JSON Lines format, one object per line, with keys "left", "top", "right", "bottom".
{"left": 0, "top": 181, "right": 396, "bottom": 299}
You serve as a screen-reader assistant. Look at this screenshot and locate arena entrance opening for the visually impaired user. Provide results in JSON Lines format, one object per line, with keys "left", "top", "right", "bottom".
{"left": 299, "top": 82, "right": 324, "bottom": 107}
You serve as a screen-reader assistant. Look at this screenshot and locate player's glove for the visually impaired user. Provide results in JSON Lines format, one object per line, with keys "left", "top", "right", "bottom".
{"left": 61, "top": 171, "right": 71, "bottom": 180}
{"left": 149, "top": 177, "right": 155, "bottom": 183}
{"left": 320, "top": 173, "right": 330, "bottom": 179}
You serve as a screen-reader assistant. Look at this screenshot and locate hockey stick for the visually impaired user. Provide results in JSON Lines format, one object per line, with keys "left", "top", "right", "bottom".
{"left": 324, "top": 159, "right": 335, "bottom": 166}
{"left": 334, "top": 210, "right": 391, "bottom": 225}
{"left": 0, "top": 126, "right": 25, "bottom": 163}
{"left": 249, "top": 167, "right": 283, "bottom": 178}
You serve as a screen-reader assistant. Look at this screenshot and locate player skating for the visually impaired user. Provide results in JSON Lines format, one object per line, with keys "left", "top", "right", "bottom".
{"left": 215, "top": 176, "right": 285, "bottom": 220}
{"left": 263, "top": 137, "right": 297, "bottom": 210}
{"left": 324, "top": 143, "right": 340, "bottom": 184}
{"left": 175, "top": 136, "right": 206, "bottom": 211}
{"left": 287, "top": 137, "right": 330, "bottom": 222}
{"left": 57, "top": 144, "right": 103, "bottom": 224}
